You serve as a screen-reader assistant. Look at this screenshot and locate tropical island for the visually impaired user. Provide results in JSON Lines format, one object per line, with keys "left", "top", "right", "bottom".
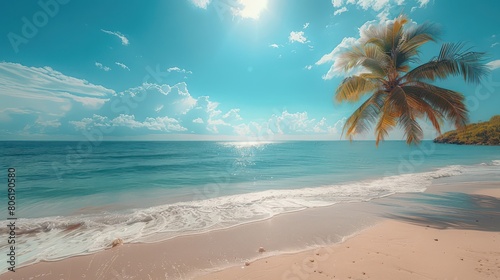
{"left": 2, "top": 1, "right": 500, "bottom": 280}
{"left": 434, "top": 115, "right": 500, "bottom": 145}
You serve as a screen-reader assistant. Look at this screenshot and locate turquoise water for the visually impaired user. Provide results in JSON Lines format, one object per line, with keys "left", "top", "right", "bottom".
{"left": 0, "top": 140, "right": 499, "bottom": 269}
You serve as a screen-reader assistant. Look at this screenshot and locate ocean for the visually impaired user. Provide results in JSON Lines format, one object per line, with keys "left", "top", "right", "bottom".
{"left": 0, "top": 140, "right": 499, "bottom": 271}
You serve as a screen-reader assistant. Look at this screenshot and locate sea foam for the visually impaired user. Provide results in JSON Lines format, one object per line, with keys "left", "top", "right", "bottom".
{"left": 0, "top": 164, "right": 471, "bottom": 270}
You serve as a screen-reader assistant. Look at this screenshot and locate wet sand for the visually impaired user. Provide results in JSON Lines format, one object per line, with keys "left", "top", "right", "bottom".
{"left": 4, "top": 180, "right": 500, "bottom": 280}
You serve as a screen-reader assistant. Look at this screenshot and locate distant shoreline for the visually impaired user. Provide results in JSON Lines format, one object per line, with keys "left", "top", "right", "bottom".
{"left": 434, "top": 115, "right": 500, "bottom": 146}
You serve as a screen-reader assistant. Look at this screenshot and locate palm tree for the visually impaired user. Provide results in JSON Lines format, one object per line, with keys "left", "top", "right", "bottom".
{"left": 335, "top": 15, "right": 489, "bottom": 145}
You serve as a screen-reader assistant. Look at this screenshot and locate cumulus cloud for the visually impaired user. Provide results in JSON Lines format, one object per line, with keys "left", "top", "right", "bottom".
{"left": 95, "top": 62, "right": 111, "bottom": 71}
{"left": 1, "top": 63, "right": 348, "bottom": 139}
{"left": 193, "top": 117, "right": 204, "bottom": 124}
{"left": 289, "top": 31, "right": 308, "bottom": 44}
{"left": 70, "top": 114, "right": 187, "bottom": 133}
{"left": 223, "top": 108, "right": 243, "bottom": 121}
{"left": 334, "top": 6, "right": 348, "bottom": 15}
{"left": 167, "top": 67, "right": 193, "bottom": 74}
{"left": 316, "top": 18, "right": 418, "bottom": 79}
{"left": 269, "top": 43, "right": 280, "bottom": 48}
{"left": 313, "top": 117, "right": 346, "bottom": 134}
{"left": 68, "top": 82, "right": 244, "bottom": 136}
{"left": 332, "top": 0, "right": 344, "bottom": 7}
{"left": 303, "top": 22, "right": 310, "bottom": 29}
{"left": 259, "top": 111, "right": 346, "bottom": 139}
{"left": 101, "top": 29, "right": 129, "bottom": 46}
{"left": 229, "top": 110, "right": 346, "bottom": 140}
{"left": 67, "top": 81, "right": 347, "bottom": 139}
{"left": 305, "top": 65, "right": 313, "bottom": 70}
{"left": 315, "top": 37, "right": 357, "bottom": 79}
{"left": 115, "top": 62, "right": 130, "bottom": 71}
{"left": 331, "top": 0, "right": 430, "bottom": 18}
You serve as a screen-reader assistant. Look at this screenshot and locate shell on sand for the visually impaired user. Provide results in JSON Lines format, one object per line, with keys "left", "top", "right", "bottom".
{"left": 111, "top": 238, "right": 123, "bottom": 248}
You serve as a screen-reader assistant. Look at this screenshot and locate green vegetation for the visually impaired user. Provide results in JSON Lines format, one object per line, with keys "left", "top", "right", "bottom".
{"left": 334, "top": 15, "right": 489, "bottom": 145}
{"left": 434, "top": 115, "right": 500, "bottom": 145}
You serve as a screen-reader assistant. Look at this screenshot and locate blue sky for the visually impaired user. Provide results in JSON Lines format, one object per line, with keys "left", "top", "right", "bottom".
{"left": 1, "top": 0, "right": 499, "bottom": 141}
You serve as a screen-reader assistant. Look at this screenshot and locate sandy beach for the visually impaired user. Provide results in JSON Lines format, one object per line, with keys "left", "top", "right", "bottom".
{"left": 197, "top": 219, "right": 500, "bottom": 280}
{"left": 3, "top": 178, "right": 499, "bottom": 280}
{"left": 3, "top": 0, "right": 500, "bottom": 278}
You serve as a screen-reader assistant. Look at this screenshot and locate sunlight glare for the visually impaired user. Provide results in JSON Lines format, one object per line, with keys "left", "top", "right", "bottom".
{"left": 237, "top": 0, "right": 268, "bottom": 20}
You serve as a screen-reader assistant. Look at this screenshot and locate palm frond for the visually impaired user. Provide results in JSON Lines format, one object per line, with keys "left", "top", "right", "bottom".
{"left": 335, "top": 76, "right": 379, "bottom": 103}
{"left": 387, "top": 86, "right": 423, "bottom": 144}
{"left": 404, "top": 91, "right": 445, "bottom": 134}
{"left": 375, "top": 100, "right": 398, "bottom": 145}
{"left": 337, "top": 45, "right": 389, "bottom": 77}
{"left": 403, "top": 43, "right": 489, "bottom": 84}
{"left": 402, "top": 82, "right": 468, "bottom": 128}
{"left": 333, "top": 15, "right": 487, "bottom": 146}
{"left": 364, "top": 15, "right": 408, "bottom": 55}
{"left": 390, "top": 15, "right": 408, "bottom": 50}
{"left": 342, "top": 91, "right": 386, "bottom": 140}
{"left": 399, "top": 21, "right": 439, "bottom": 56}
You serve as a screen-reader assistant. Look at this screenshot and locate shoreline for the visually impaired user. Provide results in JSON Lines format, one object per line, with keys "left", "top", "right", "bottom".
{"left": 6, "top": 197, "right": 384, "bottom": 279}
{"left": 197, "top": 186, "right": 500, "bottom": 280}
{"left": 4, "top": 178, "right": 500, "bottom": 279}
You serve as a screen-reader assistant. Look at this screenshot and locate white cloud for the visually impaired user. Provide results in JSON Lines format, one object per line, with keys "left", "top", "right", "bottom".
{"left": 305, "top": 65, "right": 313, "bottom": 70}
{"left": 418, "top": 0, "right": 430, "bottom": 7}
{"left": 332, "top": 0, "right": 343, "bottom": 7}
{"left": 167, "top": 67, "right": 193, "bottom": 74}
{"left": 233, "top": 0, "right": 268, "bottom": 19}
{"left": 190, "top": 0, "right": 211, "bottom": 9}
{"left": 68, "top": 82, "right": 246, "bottom": 136}
{"left": 334, "top": 6, "right": 348, "bottom": 15}
{"left": 312, "top": 117, "right": 346, "bottom": 134}
{"left": 316, "top": 18, "right": 419, "bottom": 79}
{"left": 71, "top": 114, "right": 187, "bottom": 132}
{"left": 491, "top": 42, "right": 499, "bottom": 48}
{"left": 206, "top": 118, "right": 231, "bottom": 133}
{"left": 95, "top": 62, "right": 111, "bottom": 72}
{"left": 101, "top": 29, "right": 129, "bottom": 46}
{"left": 0, "top": 62, "right": 112, "bottom": 107}
{"left": 223, "top": 108, "right": 243, "bottom": 121}
{"left": 262, "top": 111, "right": 345, "bottom": 138}
{"left": 316, "top": 37, "right": 357, "bottom": 79}
{"left": 115, "top": 62, "right": 130, "bottom": 71}
{"left": 289, "top": 31, "right": 308, "bottom": 44}
{"left": 1, "top": 63, "right": 351, "bottom": 139}
{"left": 0, "top": 62, "right": 113, "bottom": 135}
{"left": 193, "top": 117, "right": 204, "bottom": 124}
{"left": 273, "top": 111, "right": 315, "bottom": 134}
{"left": 486, "top": 60, "right": 500, "bottom": 70}
{"left": 269, "top": 43, "right": 280, "bottom": 48}
{"left": 332, "top": 0, "right": 429, "bottom": 16}
{"left": 192, "top": 0, "right": 268, "bottom": 20}
{"left": 228, "top": 111, "right": 346, "bottom": 140}
{"left": 303, "top": 22, "right": 310, "bottom": 29}
{"left": 377, "top": 7, "right": 390, "bottom": 21}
